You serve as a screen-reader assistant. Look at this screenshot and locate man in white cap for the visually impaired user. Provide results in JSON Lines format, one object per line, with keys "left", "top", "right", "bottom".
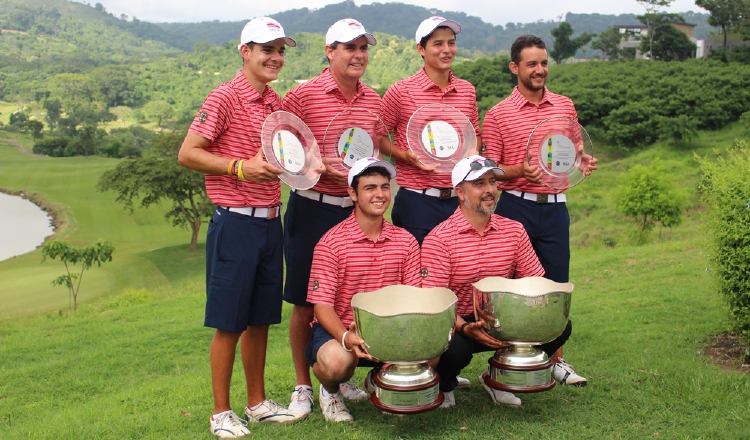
{"left": 178, "top": 16, "right": 297, "bottom": 438}
{"left": 280, "top": 18, "right": 382, "bottom": 420}
{"left": 421, "top": 155, "right": 548, "bottom": 408}
{"left": 380, "top": 16, "right": 483, "bottom": 246}
{"left": 305, "top": 157, "right": 421, "bottom": 422}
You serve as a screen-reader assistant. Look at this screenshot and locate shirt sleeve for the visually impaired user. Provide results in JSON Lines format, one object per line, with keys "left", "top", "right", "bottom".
{"left": 307, "top": 239, "right": 339, "bottom": 306}
{"left": 401, "top": 235, "right": 422, "bottom": 287}
{"left": 380, "top": 84, "right": 402, "bottom": 136}
{"left": 420, "top": 232, "right": 452, "bottom": 289}
{"left": 481, "top": 106, "right": 504, "bottom": 164}
{"left": 188, "top": 88, "right": 232, "bottom": 142}
{"left": 281, "top": 85, "right": 305, "bottom": 119}
{"left": 469, "top": 85, "right": 481, "bottom": 138}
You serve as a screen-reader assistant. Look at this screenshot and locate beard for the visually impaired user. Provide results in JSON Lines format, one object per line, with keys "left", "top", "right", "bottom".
{"left": 520, "top": 74, "right": 546, "bottom": 91}
{"left": 464, "top": 193, "right": 497, "bottom": 215}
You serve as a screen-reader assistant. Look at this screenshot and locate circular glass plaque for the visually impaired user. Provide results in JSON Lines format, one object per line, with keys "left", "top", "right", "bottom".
{"left": 406, "top": 103, "right": 476, "bottom": 173}
{"left": 323, "top": 108, "right": 388, "bottom": 172}
{"left": 261, "top": 111, "right": 323, "bottom": 190}
{"left": 525, "top": 116, "right": 594, "bottom": 190}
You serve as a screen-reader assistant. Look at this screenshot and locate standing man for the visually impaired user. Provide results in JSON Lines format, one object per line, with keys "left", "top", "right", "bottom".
{"left": 482, "top": 35, "right": 597, "bottom": 386}
{"left": 380, "top": 16, "right": 482, "bottom": 245}
{"left": 421, "top": 155, "right": 546, "bottom": 408}
{"left": 280, "top": 19, "right": 381, "bottom": 420}
{"left": 306, "top": 157, "right": 422, "bottom": 422}
{"left": 178, "top": 17, "right": 297, "bottom": 438}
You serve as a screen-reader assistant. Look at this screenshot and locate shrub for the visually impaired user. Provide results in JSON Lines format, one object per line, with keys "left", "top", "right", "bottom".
{"left": 696, "top": 140, "right": 750, "bottom": 335}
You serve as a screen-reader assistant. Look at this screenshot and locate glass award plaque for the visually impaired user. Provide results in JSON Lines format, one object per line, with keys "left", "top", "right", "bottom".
{"left": 406, "top": 103, "right": 477, "bottom": 173}
{"left": 525, "top": 116, "right": 594, "bottom": 190}
{"left": 261, "top": 111, "right": 323, "bottom": 190}
{"left": 322, "top": 108, "right": 389, "bottom": 173}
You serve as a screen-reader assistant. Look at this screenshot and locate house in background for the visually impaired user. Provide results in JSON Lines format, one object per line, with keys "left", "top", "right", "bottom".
{"left": 613, "top": 22, "right": 697, "bottom": 59}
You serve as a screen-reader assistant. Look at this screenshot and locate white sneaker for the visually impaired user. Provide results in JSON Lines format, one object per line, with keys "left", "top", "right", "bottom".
{"left": 455, "top": 376, "right": 471, "bottom": 390}
{"left": 478, "top": 374, "right": 522, "bottom": 406}
{"left": 363, "top": 370, "right": 376, "bottom": 396}
{"left": 210, "top": 411, "right": 250, "bottom": 438}
{"left": 288, "top": 386, "right": 313, "bottom": 420}
{"left": 339, "top": 379, "right": 368, "bottom": 402}
{"left": 244, "top": 399, "right": 296, "bottom": 425}
{"left": 319, "top": 386, "right": 354, "bottom": 422}
{"left": 439, "top": 390, "right": 455, "bottom": 409}
{"left": 552, "top": 359, "right": 588, "bottom": 386}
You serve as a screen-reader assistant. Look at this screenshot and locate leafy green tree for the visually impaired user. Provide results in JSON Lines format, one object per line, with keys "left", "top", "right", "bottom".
{"left": 32, "top": 137, "right": 68, "bottom": 157}
{"left": 8, "top": 111, "right": 28, "bottom": 131}
{"left": 24, "top": 119, "right": 44, "bottom": 140}
{"left": 43, "top": 98, "right": 62, "bottom": 130}
{"left": 65, "top": 124, "right": 99, "bottom": 157}
{"left": 640, "top": 19, "right": 696, "bottom": 60}
{"left": 614, "top": 159, "right": 684, "bottom": 243}
{"left": 657, "top": 114, "right": 698, "bottom": 145}
{"left": 48, "top": 73, "right": 107, "bottom": 125}
{"left": 550, "top": 22, "right": 593, "bottom": 64}
{"left": 97, "top": 130, "right": 213, "bottom": 251}
{"left": 41, "top": 239, "right": 115, "bottom": 311}
{"left": 696, "top": 0, "right": 746, "bottom": 49}
{"left": 696, "top": 140, "right": 750, "bottom": 334}
{"left": 143, "top": 100, "right": 174, "bottom": 127}
{"left": 591, "top": 27, "right": 625, "bottom": 60}
{"left": 636, "top": 0, "right": 681, "bottom": 60}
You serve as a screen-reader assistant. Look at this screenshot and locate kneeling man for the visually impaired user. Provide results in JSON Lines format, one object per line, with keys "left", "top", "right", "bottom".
{"left": 421, "top": 156, "right": 548, "bottom": 408}
{"left": 306, "top": 157, "right": 422, "bottom": 422}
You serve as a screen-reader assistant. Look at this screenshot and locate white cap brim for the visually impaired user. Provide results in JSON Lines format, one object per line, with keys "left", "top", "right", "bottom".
{"left": 348, "top": 159, "right": 397, "bottom": 186}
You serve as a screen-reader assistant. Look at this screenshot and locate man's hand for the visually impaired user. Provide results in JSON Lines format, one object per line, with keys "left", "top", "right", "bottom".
{"left": 577, "top": 143, "right": 598, "bottom": 176}
{"left": 241, "top": 150, "right": 283, "bottom": 183}
{"left": 404, "top": 150, "right": 438, "bottom": 173}
{"left": 346, "top": 321, "right": 377, "bottom": 361}
{"left": 462, "top": 320, "right": 508, "bottom": 350}
{"left": 523, "top": 154, "right": 542, "bottom": 184}
{"left": 321, "top": 157, "right": 349, "bottom": 186}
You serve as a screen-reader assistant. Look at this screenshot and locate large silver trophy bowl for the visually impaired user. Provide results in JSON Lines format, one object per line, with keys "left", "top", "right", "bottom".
{"left": 473, "top": 277, "right": 572, "bottom": 393}
{"left": 352, "top": 285, "right": 457, "bottom": 414}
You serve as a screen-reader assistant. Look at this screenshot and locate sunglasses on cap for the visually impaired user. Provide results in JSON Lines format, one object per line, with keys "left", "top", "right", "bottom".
{"left": 462, "top": 158, "right": 498, "bottom": 182}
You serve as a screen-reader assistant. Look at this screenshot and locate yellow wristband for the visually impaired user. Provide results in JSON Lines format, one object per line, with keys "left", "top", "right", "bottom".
{"left": 237, "top": 160, "right": 245, "bottom": 181}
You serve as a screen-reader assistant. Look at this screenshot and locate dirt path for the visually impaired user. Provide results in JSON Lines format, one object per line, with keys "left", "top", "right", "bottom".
{"left": 7, "top": 138, "right": 45, "bottom": 158}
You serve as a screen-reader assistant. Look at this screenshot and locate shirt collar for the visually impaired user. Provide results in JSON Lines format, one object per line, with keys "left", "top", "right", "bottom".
{"left": 345, "top": 212, "right": 393, "bottom": 243}
{"left": 451, "top": 207, "right": 502, "bottom": 235}
{"left": 509, "top": 85, "right": 553, "bottom": 109}
{"left": 319, "top": 67, "right": 367, "bottom": 100}
{"left": 416, "top": 67, "right": 458, "bottom": 93}
{"left": 230, "top": 70, "right": 271, "bottom": 104}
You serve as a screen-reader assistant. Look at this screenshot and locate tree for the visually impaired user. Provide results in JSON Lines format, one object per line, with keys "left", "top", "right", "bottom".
{"left": 24, "top": 119, "right": 45, "bottom": 140}
{"left": 8, "top": 111, "right": 28, "bottom": 131}
{"left": 143, "top": 100, "right": 174, "bottom": 127}
{"left": 614, "top": 159, "right": 684, "bottom": 243}
{"left": 696, "top": 0, "right": 745, "bottom": 49}
{"left": 550, "top": 22, "right": 593, "bottom": 64}
{"left": 48, "top": 73, "right": 107, "bottom": 125}
{"left": 591, "top": 27, "right": 625, "bottom": 60}
{"left": 657, "top": 115, "right": 698, "bottom": 145}
{"left": 97, "top": 131, "right": 214, "bottom": 251}
{"left": 65, "top": 124, "right": 99, "bottom": 157}
{"left": 636, "top": 0, "right": 681, "bottom": 60}
{"left": 641, "top": 20, "right": 696, "bottom": 60}
{"left": 41, "top": 239, "right": 115, "bottom": 311}
{"left": 43, "top": 99, "right": 62, "bottom": 131}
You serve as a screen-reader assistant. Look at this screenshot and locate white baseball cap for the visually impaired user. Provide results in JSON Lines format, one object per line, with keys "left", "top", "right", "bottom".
{"left": 451, "top": 155, "right": 505, "bottom": 188}
{"left": 415, "top": 16, "right": 461, "bottom": 44}
{"left": 348, "top": 157, "right": 397, "bottom": 186}
{"left": 237, "top": 17, "right": 296, "bottom": 51}
{"left": 326, "top": 18, "right": 377, "bottom": 46}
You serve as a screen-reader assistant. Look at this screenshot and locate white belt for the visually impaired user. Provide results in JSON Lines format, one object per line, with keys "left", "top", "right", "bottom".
{"left": 404, "top": 187, "right": 457, "bottom": 200}
{"left": 505, "top": 190, "right": 566, "bottom": 204}
{"left": 293, "top": 189, "right": 353, "bottom": 208}
{"left": 219, "top": 204, "right": 282, "bottom": 219}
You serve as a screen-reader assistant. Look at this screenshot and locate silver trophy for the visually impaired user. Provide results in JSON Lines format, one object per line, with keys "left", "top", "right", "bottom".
{"left": 352, "top": 285, "right": 457, "bottom": 414}
{"left": 473, "top": 277, "right": 573, "bottom": 393}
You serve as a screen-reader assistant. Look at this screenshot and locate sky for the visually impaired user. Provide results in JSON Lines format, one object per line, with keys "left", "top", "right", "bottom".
{"left": 81, "top": 0, "right": 707, "bottom": 26}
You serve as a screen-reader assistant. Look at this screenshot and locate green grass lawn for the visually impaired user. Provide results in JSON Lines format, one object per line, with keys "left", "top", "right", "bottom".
{"left": 0, "top": 126, "right": 748, "bottom": 438}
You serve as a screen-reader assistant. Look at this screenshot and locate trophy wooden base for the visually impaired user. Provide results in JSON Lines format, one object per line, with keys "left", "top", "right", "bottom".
{"left": 483, "top": 356, "right": 556, "bottom": 393}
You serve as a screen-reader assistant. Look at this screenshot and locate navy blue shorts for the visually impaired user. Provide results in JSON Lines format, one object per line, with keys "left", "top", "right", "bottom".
{"left": 495, "top": 191, "right": 570, "bottom": 283}
{"left": 204, "top": 206, "right": 284, "bottom": 332}
{"left": 283, "top": 191, "right": 353, "bottom": 306}
{"left": 391, "top": 188, "right": 459, "bottom": 245}
{"left": 305, "top": 323, "right": 380, "bottom": 368}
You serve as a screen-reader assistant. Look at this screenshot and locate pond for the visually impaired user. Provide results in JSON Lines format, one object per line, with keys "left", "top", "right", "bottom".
{"left": 0, "top": 192, "right": 55, "bottom": 261}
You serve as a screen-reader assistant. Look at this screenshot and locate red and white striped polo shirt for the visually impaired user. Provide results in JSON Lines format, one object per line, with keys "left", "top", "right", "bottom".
{"left": 482, "top": 86, "right": 578, "bottom": 195}
{"left": 282, "top": 68, "right": 382, "bottom": 196}
{"left": 307, "top": 213, "right": 421, "bottom": 327}
{"left": 189, "top": 70, "right": 281, "bottom": 207}
{"left": 421, "top": 208, "right": 544, "bottom": 316}
{"left": 380, "top": 67, "right": 481, "bottom": 189}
